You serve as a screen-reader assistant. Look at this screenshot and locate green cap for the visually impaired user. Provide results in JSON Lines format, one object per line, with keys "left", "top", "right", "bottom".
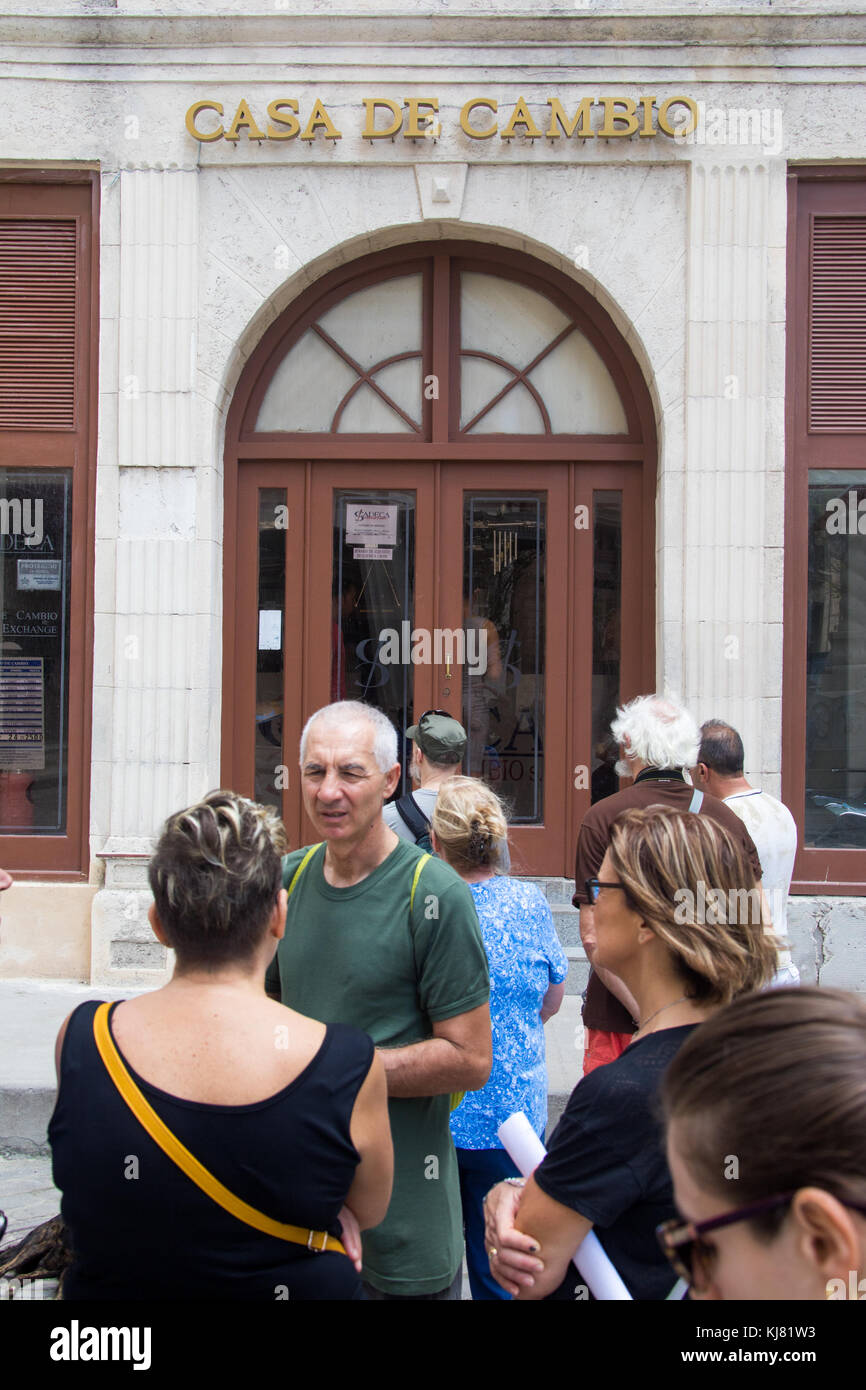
{"left": 406, "top": 710, "right": 467, "bottom": 761}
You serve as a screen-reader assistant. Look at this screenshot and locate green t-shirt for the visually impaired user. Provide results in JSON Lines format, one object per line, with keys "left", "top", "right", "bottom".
{"left": 266, "top": 838, "right": 490, "bottom": 1296}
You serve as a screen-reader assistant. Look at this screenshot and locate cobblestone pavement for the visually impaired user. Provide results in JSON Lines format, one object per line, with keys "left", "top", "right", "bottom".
{"left": 0, "top": 1152, "right": 61, "bottom": 1300}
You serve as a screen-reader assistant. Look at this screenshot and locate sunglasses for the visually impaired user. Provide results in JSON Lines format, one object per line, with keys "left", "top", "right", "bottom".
{"left": 656, "top": 1194, "right": 798, "bottom": 1291}
{"left": 657, "top": 1192, "right": 866, "bottom": 1291}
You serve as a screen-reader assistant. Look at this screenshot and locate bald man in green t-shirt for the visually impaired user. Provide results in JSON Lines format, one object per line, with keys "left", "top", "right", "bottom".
{"left": 265, "top": 700, "right": 491, "bottom": 1299}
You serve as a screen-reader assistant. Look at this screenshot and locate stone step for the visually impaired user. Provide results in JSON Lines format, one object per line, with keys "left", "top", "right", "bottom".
{"left": 521, "top": 876, "right": 576, "bottom": 907}
{"left": 551, "top": 903, "right": 581, "bottom": 947}
{"left": 565, "top": 947, "right": 590, "bottom": 997}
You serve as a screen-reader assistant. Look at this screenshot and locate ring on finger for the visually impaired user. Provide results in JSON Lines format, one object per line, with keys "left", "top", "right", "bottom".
{"left": 487, "top": 1246, "right": 498, "bottom": 1259}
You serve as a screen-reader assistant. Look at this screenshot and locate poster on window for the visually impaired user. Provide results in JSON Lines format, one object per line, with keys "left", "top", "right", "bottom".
{"left": 0, "top": 656, "right": 45, "bottom": 770}
{"left": 17, "top": 558, "right": 62, "bottom": 591}
{"left": 345, "top": 503, "right": 398, "bottom": 547}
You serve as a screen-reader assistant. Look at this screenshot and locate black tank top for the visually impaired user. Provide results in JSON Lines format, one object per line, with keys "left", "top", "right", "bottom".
{"left": 48, "top": 1000, "right": 375, "bottom": 1300}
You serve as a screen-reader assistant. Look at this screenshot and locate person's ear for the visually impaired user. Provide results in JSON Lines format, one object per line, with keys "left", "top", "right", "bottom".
{"left": 635, "top": 918, "right": 655, "bottom": 945}
{"left": 790, "top": 1187, "right": 863, "bottom": 1292}
{"left": 148, "top": 902, "right": 168, "bottom": 946}
{"left": 270, "top": 888, "right": 287, "bottom": 940}
{"left": 384, "top": 761, "right": 401, "bottom": 797}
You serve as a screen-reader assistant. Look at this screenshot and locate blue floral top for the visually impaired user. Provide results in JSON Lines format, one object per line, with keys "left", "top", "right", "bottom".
{"left": 450, "top": 876, "right": 568, "bottom": 1150}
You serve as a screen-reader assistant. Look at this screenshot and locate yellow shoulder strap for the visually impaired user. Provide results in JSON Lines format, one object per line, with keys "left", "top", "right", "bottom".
{"left": 405, "top": 854, "right": 462, "bottom": 1112}
{"left": 410, "top": 852, "right": 431, "bottom": 915}
{"left": 287, "top": 842, "right": 324, "bottom": 898}
{"left": 92, "top": 1002, "right": 345, "bottom": 1256}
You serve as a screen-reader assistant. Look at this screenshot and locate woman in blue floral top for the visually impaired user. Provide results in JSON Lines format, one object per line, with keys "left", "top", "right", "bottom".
{"left": 431, "top": 777, "right": 568, "bottom": 1299}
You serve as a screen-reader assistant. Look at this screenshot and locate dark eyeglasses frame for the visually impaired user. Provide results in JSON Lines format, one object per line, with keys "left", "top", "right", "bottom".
{"left": 657, "top": 1193, "right": 866, "bottom": 1290}
{"left": 585, "top": 877, "right": 630, "bottom": 906}
{"left": 418, "top": 709, "right": 452, "bottom": 722}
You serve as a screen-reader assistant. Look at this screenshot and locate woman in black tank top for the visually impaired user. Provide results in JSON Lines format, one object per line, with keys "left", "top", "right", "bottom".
{"left": 48, "top": 791, "right": 393, "bottom": 1300}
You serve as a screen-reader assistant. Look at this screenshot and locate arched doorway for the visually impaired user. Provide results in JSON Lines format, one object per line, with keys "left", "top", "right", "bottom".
{"left": 223, "top": 240, "right": 656, "bottom": 875}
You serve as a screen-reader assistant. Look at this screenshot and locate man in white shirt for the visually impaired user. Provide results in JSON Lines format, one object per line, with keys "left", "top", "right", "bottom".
{"left": 693, "top": 720, "right": 800, "bottom": 986}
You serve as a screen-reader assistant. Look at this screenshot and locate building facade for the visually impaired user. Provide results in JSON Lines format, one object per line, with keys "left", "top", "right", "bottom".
{"left": 1, "top": 0, "right": 865, "bottom": 989}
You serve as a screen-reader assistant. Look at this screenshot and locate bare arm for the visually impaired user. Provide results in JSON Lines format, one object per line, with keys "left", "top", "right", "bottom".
{"left": 377, "top": 1002, "right": 492, "bottom": 1099}
{"left": 484, "top": 1176, "right": 593, "bottom": 1300}
{"left": 344, "top": 1049, "right": 394, "bottom": 1231}
{"left": 579, "top": 905, "right": 639, "bottom": 1023}
{"left": 540, "top": 981, "right": 566, "bottom": 1024}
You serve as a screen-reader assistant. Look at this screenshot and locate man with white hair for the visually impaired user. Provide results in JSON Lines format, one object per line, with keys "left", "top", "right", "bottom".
{"left": 574, "top": 693, "right": 763, "bottom": 1074}
{"left": 265, "top": 700, "right": 491, "bottom": 1299}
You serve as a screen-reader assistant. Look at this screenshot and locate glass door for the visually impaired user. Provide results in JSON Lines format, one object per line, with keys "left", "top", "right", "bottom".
{"left": 307, "top": 463, "right": 437, "bottom": 836}
{"left": 227, "top": 462, "right": 307, "bottom": 845}
{"left": 439, "top": 464, "right": 570, "bottom": 875}
{"left": 229, "top": 459, "right": 643, "bottom": 874}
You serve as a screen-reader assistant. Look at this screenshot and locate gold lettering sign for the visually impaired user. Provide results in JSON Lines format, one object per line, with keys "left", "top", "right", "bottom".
{"left": 184, "top": 95, "right": 700, "bottom": 144}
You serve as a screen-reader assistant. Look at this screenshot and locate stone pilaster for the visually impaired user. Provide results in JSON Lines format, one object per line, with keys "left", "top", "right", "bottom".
{"left": 91, "top": 167, "right": 218, "bottom": 986}
{"left": 681, "top": 155, "right": 787, "bottom": 791}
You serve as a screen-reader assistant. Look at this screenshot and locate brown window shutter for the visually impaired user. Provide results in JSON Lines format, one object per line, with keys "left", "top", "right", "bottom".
{"left": 808, "top": 215, "right": 866, "bottom": 432}
{"left": 0, "top": 218, "right": 77, "bottom": 429}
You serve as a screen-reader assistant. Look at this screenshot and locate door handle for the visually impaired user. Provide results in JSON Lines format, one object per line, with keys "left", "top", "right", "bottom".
{"left": 445, "top": 660, "right": 452, "bottom": 679}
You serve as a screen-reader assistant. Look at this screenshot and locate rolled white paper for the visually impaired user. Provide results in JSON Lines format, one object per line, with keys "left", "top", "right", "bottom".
{"left": 497, "top": 1111, "right": 633, "bottom": 1301}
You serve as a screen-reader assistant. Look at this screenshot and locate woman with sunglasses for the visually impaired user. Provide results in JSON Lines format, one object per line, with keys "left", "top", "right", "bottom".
{"left": 483, "top": 804, "right": 778, "bottom": 1299}
{"left": 658, "top": 986, "right": 866, "bottom": 1299}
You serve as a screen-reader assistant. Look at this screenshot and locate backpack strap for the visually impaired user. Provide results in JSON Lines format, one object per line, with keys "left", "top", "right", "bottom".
{"left": 410, "top": 852, "right": 431, "bottom": 915}
{"left": 688, "top": 789, "right": 704, "bottom": 814}
{"left": 395, "top": 794, "right": 431, "bottom": 844}
{"left": 92, "top": 1003, "right": 345, "bottom": 1255}
{"left": 287, "top": 842, "right": 325, "bottom": 897}
{"left": 405, "top": 852, "right": 462, "bottom": 1113}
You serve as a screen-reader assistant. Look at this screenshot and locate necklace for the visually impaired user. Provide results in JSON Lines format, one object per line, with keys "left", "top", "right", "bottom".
{"left": 635, "top": 995, "right": 691, "bottom": 1037}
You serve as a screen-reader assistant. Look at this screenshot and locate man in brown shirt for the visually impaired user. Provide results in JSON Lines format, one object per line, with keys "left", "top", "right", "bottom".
{"left": 575, "top": 694, "right": 763, "bottom": 1073}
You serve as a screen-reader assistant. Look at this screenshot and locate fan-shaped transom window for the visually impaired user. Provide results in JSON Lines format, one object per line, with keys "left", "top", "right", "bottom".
{"left": 251, "top": 255, "right": 630, "bottom": 439}
{"left": 256, "top": 274, "right": 424, "bottom": 434}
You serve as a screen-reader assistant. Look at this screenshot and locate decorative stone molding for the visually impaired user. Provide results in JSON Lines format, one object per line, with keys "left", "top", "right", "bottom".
{"left": 414, "top": 163, "right": 468, "bottom": 219}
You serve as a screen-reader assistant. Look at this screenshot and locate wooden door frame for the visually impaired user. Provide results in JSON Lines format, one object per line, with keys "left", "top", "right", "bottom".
{"left": 568, "top": 461, "right": 650, "bottom": 870}
{"left": 438, "top": 461, "right": 570, "bottom": 875}
{"left": 222, "top": 240, "right": 657, "bottom": 873}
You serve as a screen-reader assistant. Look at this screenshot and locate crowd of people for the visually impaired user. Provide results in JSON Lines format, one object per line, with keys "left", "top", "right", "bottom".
{"left": 43, "top": 694, "right": 866, "bottom": 1301}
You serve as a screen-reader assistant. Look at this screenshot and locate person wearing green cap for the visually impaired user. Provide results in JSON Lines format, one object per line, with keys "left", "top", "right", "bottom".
{"left": 383, "top": 709, "right": 467, "bottom": 848}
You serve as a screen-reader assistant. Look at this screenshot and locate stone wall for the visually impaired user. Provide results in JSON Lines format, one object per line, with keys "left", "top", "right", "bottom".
{"left": 0, "top": 3, "right": 863, "bottom": 980}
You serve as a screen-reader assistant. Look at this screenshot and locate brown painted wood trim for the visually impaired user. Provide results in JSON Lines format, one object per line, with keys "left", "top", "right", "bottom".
{"left": 438, "top": 462, "right": 571, "bottom": 875}
{"left": 451, "top": 254, "right": 643, "bottom": 443}
{"left": 230, "top": 242, "right": 653, "bottom": 450}
{"left": 239, "top": 256, "right": 430, "bottom": 439}
{"left": 223, "top": 238, "right": 658, "bottom": 874}
{"left": 430, "top": 256, "right": 448, "bottom": 444}
{"left": 785, "top": 169, "right": 866, "bottom": 891}
{"left": 0, "top": 173, "right": 98, "bottom": 875}
{"left": 232, "top": 440, "right": 646, "bottom": 461}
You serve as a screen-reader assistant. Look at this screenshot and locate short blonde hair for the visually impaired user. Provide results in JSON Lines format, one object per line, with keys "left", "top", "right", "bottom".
{"left": 607, "top": 805, "right": 779, "bottom": 1006}
{"left": 431, "top": 776, "right": 508, "bottom": 871}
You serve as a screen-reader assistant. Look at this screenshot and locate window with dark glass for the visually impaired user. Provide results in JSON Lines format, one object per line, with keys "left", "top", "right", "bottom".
{"left": 0, "top": 177, "right": 96, "bottom": 873}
